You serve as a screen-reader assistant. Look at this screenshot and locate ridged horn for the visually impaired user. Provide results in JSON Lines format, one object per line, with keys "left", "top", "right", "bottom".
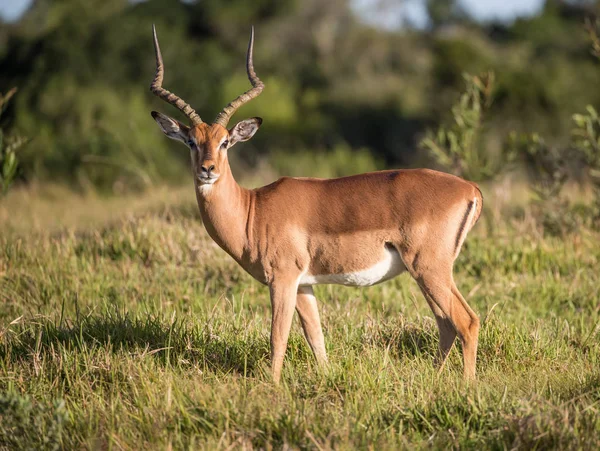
{"left": 150, "top": 24, "right": 202, "bottom": 125}
{"left": 213, "top": 26, "right": 264, "bottom": 127}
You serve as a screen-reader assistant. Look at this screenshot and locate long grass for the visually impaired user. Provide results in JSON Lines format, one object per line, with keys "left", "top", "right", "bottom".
{"left": 1, "top": 184, "right": 599, "bottom": 449}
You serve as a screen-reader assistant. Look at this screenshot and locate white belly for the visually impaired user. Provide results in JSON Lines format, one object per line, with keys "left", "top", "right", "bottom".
{"left": 299, "top": 245, "right": 406, "bottom": 287}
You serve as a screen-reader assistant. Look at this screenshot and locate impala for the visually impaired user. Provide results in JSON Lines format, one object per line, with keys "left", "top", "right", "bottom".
{"left": 149, "top": 26, "right": 483, "bottom": 382}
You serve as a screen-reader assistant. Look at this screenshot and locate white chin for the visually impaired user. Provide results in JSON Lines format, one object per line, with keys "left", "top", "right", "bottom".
{"left": 198, "top": 177, "right": 218, "bottom": 185}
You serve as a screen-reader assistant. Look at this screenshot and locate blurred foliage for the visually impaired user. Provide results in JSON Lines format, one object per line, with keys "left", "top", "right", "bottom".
{"left": 427, "top": 0, "right": 468, "bottom": 30}
{"left": 586, "top": 17, "right": 600, "bottom": 58}
{"left": 0, "top": 88, "right": 26, "bottom": 196}
{"left": 420, "top": 72, "right": 517, "bottom": 181}
{"left": 505, "top": 132, "right": 580, "bottom": 235}
{"left": 572, "top": 100, "right": 600, "bottom": 223}
{"left": 0, "top": 0, "right": 600, "bottom": 192}
{"left": 572, "top": 106, "right": 600, "bottom": 170}
{"left": 270, "top": 142, "right": 381, "bottom": 179}
{"left": 502, "top": 59, "right": 600, "bottom": 235}
{"left": 510, "top": 133, "right": 570, "bottom": 200}
{"left": 575, "top": 19, "right": 600, "bottom": 190}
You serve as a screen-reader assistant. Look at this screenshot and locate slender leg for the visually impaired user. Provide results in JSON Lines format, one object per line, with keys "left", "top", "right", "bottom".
{"left": 420, "top": 287, "right": 457, "bottom": 370}
{"left": 269, "top": 276, "right": 299, "bottom": 384}
{"left": 450, "top": 282, "right": 480, "bottom": 380}
{"left": 418, "top": 273, "right": 480, "bottom": 379}
{"left": 296, "top": 286, "right": 328, "bottom": 366}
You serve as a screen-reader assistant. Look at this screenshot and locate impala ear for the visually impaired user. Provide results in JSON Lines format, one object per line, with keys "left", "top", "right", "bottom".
{"left": 151, "top": 111, "right": 190, "bottom": 144}
{"left": 228, "top": 117, "right": 262, "bottom": 147}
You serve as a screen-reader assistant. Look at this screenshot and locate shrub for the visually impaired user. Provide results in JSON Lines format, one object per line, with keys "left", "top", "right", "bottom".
{"left": 420, "top": 72, "right": 516, "bottom": 182}
{"left": 572, "top": 105, "right": 600, "bottom": 221}
{"left": 513, "top": 132, "right": 578, "bottom": 235}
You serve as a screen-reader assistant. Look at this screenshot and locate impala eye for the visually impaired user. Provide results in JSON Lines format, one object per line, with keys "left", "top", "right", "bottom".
{"left": 221, "top": 140, "right": 229, "bottom": 148}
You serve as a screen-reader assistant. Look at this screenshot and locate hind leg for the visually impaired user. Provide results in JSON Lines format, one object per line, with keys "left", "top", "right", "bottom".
{"left": 411, "top": 264, "right": 479, "bottom": 379}
{"left": 421, "top": 289, "right": 457, "bottom": 370}
{"left": 296, "top": 286, "right": 328, "bottom": 366}
{"left": 449, "top": 282, "right": 480, "bottom": 379}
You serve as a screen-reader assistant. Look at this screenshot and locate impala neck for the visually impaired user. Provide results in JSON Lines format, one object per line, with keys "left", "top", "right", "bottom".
{"left": 193, "top": 161, "right": 251, "bottom": 262}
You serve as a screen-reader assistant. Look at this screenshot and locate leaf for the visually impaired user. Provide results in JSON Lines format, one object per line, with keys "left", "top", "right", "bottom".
{"left": 572, "top": 114, "right": 586, "bottom": 128}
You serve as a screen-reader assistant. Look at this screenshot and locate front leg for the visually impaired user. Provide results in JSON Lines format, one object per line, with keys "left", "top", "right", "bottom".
{"left": 269, "top": 275, "right": 300, "bottom": 384}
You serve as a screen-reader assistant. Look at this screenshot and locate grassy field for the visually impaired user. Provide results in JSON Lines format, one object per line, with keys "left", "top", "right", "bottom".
{"left": 1, "top": 183, "right": 599, "bottom": 449}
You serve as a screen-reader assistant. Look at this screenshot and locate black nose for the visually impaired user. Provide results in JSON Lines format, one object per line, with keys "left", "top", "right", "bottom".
{"left": 201, "top": 164, "right": 215, "bottom": 174}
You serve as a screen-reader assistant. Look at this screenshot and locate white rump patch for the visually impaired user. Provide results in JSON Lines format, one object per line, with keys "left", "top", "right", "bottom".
{"left": 300, "top": 245, "right": 406, "bottom": 287}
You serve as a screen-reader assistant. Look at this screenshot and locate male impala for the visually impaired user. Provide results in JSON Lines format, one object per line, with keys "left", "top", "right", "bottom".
{"left": 149, "top": 26, "right": 483, "bottom": 382}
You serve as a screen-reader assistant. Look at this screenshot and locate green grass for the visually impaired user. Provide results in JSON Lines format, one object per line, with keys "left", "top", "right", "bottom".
{"left": 1, "top": 185, "right": 599, "bottom": 449}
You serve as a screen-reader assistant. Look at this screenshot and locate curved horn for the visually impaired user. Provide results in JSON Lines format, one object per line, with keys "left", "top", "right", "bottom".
{"left": 150, "top": 24, "right": 202, "bottom": 125}
{"left": 213, "top": 26, "right": 264, "bottom": 127}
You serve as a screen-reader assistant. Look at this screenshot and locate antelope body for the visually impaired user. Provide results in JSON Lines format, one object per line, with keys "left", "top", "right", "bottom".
{"left": 150, "top": 26, "right": 483, "bottom": 382}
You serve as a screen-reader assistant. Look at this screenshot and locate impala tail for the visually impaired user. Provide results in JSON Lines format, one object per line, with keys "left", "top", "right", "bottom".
{"left": 470, "top": 184, "right": 484, "bottom": 230}
{"left": 454, "top": 184, "right": 483, "bottom": 259}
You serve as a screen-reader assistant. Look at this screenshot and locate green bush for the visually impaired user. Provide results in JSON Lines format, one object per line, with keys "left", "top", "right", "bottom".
{"left": 572, "top": 105, "right": 600, "bottom": 220}
{"left": 15, "top": 82, "right": 186, "bottom": 192}
{"left": 420, "top": 72, "right": 516, "bottom": 182}
{"left": 508, "top": 132, "right": 569, "bottom": 200}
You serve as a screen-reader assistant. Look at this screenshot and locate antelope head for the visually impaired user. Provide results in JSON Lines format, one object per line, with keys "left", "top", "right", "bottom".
{"left": 150, "top": 26, "right": 264, "bottom": 187}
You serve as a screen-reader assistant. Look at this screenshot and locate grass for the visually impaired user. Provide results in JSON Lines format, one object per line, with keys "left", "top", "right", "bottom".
{"left": 0, "top": 183, "right": 599, "bottom": 449}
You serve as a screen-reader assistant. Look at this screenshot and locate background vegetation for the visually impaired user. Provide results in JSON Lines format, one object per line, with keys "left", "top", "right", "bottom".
{"left": 1, "top": 0, "right": 600, "bottom": 191}
{"left": 1, "top": 0, "right": 600, "bottom": 449}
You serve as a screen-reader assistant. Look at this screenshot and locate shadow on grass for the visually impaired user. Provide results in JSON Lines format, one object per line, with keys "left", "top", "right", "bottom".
{"left": 4, "top": 313, "right": 446, "bottom": 378}
{"left": 365, "top": 320, "right": 439, "bottom": 360}
{"left": 2, "top": 312, "right": 270, "bottom": 377}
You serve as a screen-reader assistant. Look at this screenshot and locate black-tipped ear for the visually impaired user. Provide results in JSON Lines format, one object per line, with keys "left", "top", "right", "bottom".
{"left": 228, "top": 117, "right": 262, "bottom": 147}
{"left": 151, "top": 111, "right": 190, "bottom": 144}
